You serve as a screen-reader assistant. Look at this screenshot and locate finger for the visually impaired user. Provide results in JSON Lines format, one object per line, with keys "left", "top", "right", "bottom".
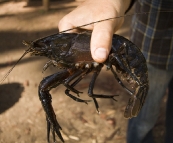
{"left": 58, "top": 18, "right": 78, "bottom": 33}
{"left": 91, "top": 21, "right": 115, "bottom": 63}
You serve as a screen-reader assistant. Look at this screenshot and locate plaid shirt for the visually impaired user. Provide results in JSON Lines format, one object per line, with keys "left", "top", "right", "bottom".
{"left": 130, "top": 0, "right": 173, "bottom": 70}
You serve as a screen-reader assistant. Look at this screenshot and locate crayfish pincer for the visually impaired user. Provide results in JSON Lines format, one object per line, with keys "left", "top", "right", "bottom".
{"left": 2, "top": 32, "right": 148, "bottom": 143}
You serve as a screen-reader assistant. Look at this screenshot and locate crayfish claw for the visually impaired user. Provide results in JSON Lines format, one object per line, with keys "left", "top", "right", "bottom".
{"left": 112, "top": 94, "right": 119, "bottom": 101}
{"left": 96, "top": 108, "right": 101, "bottom": 114}
{"left": 51, "top": 129, "right": 56, "bottom": 143}
{"left": 84, "top": 100, "right": 92, "bottom": 104}
{"left": 54, "top": 127, "right": 64, "bottom": 143}
{"left": 47, "top": 117, "right": 51, "bottom": 143}
{"left": 112, "top": 97, "right": 118, "bottom": 101}
{"left": 46, "top": 117, "right": 64, "bottom": 143}
{"left": 64, "top": 83, "right": 83, "bottom": 96}
{"left": 76, "top": 91, "right": 83, "bottom": 97}
{"left": 65, "top": 89, "right": 91, "bottom": 104}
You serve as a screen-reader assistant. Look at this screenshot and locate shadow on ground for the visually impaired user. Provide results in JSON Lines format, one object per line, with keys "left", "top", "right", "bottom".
{"left": 0, "top": 83, "right": 23, "bottom": 114}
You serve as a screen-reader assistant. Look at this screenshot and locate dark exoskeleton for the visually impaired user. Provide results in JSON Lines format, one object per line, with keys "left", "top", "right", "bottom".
{"left": 22, "top": 32, "right": 149, "bottom": 143}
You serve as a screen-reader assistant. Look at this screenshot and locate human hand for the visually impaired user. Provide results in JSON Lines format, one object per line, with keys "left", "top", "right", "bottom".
{"left": 58, "top": 0, "right": 130, "bottom": 63}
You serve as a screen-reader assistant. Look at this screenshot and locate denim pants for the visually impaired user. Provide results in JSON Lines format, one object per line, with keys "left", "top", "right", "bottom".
{"left": 127, "top": 64, "right": 173, "bottom": 143}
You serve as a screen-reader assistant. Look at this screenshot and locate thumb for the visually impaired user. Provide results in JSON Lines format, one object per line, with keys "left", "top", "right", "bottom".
{"left": 90, "top": 21, "right": 115, "bottom": 63}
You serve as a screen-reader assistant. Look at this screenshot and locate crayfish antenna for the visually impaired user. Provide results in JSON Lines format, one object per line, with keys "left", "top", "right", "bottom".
{"left": 0, "top": 41, "right": 32, "bottom": 84}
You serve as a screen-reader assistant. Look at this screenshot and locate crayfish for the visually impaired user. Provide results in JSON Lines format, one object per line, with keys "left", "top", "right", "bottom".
{"left": 0, "top": 16, "right": 149, "bottom": 143}
{"left": 22, "top": 32, "right": 148, "bottom": 142}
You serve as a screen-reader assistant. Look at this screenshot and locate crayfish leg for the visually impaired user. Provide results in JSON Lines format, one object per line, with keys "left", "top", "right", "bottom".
{"left": 87, "top": 64, "right": 118, "bottom": 112}
{"left": 63, "top": 70, "right": 84, "bottom": 95}
{"left": 109, "top": 65, "right": 133, "bottom": 95}
{"left": 64, "top": 68, "right": 93, "bottom": 104}
{"left": 65, "top": 89, "right": 91, "bottom": 104}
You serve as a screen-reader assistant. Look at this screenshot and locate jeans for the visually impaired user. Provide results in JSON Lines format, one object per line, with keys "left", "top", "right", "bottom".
{"left": 127, "top": 64, "right": 173, "bottom": 143}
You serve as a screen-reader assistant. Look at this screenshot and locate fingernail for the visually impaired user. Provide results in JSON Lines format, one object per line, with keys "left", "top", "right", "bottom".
{"left": 94, "top": 48, "right": 107, "bottom": 60}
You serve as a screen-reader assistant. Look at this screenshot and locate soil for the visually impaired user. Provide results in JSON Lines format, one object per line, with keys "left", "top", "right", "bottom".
{"left": 0, "top": 1, "right": 167, "bottom": 143}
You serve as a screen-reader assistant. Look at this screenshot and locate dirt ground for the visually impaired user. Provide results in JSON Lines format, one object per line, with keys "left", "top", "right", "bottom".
{"left": 0, "top": 1, "right": 167, "bottom": 143}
